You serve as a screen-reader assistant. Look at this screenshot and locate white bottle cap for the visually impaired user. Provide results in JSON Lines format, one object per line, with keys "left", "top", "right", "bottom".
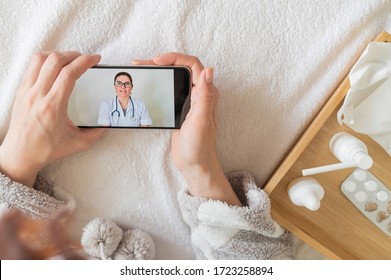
{"left": 287, "top": 177, "right": 325, "bottom": 211}
{"left": 355, "top": 151, "right": 373, "bottom": 170}
{"left": 302, "top": 193, "right": 321, "bottom": 211}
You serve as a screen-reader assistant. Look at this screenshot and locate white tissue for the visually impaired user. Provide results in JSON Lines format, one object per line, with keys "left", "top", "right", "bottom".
{"left": 338, "top": 42, "right": 391, "bottom": 156}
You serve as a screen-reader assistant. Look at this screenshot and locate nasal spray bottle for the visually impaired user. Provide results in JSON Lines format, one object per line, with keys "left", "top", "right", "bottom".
{"left": 302, "top": 132, "right": 373, "bottom": 176}
{"left": 288, "top": 132, "right": 373, "bottom": 211}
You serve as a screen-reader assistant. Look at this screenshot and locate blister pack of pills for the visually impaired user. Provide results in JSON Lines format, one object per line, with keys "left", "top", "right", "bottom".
{"left": 340, "top": 168, "right": 391, "bottom": 236}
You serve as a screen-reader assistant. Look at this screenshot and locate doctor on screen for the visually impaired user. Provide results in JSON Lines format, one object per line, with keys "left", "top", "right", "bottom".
{"left": 97, "top": 72, "right": 153, "bottom": 127}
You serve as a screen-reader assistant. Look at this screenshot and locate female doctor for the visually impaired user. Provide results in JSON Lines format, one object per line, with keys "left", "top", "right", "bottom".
{"left": 97, "top": 72, "right": 153, "bottom": 127}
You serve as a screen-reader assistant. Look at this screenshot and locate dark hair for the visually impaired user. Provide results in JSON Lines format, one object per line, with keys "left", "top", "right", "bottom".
{"left": 114, "top": 72, "right": 133, "bottom": 85}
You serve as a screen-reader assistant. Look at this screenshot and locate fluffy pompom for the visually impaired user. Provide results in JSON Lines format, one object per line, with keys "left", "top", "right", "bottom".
{"left": 81, "top": 218, "right": 123, "bottom": 259}
{"left": 113, "top": 229, "right": 155, "bottom": 260}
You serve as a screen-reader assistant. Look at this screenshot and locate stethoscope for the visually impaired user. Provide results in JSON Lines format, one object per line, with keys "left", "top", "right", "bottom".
{"left": 111, "top": 96, "right": 135, "bottom": 121}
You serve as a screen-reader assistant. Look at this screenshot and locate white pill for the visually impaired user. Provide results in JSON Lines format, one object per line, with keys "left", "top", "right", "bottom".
{"left": 354, "top": 170, "right": 367, "bottom": 181}
{"left": 355, "top": 191, "right": 367, "bottom": 202}
{"left": 376, "top": 191, "right": 389, "bottom": 202}
{"left": 364, "top": 180, "right": 377, "bottom": 192}
{"left": 343, "top": 181, "right": 357, "bottom": 192}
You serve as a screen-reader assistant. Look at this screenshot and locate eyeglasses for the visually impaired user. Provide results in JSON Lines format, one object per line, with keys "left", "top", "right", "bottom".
{"left": 115, "top": 81, "right": 132, "bottom": 88}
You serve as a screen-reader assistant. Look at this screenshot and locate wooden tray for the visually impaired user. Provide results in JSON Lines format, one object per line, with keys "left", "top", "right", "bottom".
{"left": 264, "top": 31, "right": 391, "bottom": 259}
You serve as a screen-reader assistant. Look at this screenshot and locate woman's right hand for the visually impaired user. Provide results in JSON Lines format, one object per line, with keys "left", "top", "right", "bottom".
{"left": 133, "top": 53, "right": 241, "bottom": 206}
{"left": 0, "top": 51, "right": 105, "bottom": 187}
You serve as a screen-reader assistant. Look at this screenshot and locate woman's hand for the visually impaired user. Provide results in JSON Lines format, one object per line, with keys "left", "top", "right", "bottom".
{"left": 0, "top": 51, "right": 105, "bottom": 187}
{"left": 133, "top": 53, "right": 241, "bottom": 206}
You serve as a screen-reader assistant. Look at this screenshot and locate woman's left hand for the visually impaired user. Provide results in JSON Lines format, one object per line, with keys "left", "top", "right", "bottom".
{"left": 0, "top": 51, "right": 105, "bottom": 187}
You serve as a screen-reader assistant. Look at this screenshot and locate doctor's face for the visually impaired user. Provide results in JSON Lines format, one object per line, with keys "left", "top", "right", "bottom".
{"left": 114, "top": 75, "right": 132, "bottom": 98}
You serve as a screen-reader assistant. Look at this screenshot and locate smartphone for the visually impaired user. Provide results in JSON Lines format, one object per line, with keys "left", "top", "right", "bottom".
{"left": 68, "top": 65, "right": 191, "bottom": 128}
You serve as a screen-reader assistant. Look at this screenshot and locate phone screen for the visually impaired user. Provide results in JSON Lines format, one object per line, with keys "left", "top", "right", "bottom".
{"left": 68, "top": 65, "right": 191, "bottom": 129}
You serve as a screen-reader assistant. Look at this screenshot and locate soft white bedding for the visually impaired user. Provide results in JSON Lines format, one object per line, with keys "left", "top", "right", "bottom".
{"left": 1, "top": 0, "right": 390, "bottom": 259}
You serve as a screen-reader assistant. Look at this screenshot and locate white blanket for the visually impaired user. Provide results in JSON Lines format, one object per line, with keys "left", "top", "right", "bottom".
{"left": 1, "top": 0, "right": 390, "bottom": 259}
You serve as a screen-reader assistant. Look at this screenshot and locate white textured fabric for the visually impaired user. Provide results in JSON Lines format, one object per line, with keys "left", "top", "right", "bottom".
{"left": 0, "top": 0, "right": 390, "bottom": 259}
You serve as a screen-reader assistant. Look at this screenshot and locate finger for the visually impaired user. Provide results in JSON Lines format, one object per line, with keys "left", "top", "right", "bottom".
{"left": 190, "top": 85, "right": 197, "bottom": 109}
{"left": 49, "top": 54, "right": 101, "bottom": 106}
{"left": 192, "top": 68, "right": 215, "bottom": 121}
{"left": 153, "top": 52, "right": 204, "bottom": 85}
{"left": 203, "top": 68, "right": 219, "bottom": 126}
{"left": 212, "top": 85, "right": 220, "bottom": 128}
{"left": 20, "top": 51, "right": 53, "bottom": 90}
{"left": 130, "top": 59, "right": 156, "bottom": 65}
{"left": 34, "top": 51, "right": 82, "bottom": 95}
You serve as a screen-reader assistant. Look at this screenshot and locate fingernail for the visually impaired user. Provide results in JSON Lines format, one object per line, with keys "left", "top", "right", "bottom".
{"left": 205, "top": 67, "right": 214, "bottom": 84}
{"left": 92, "top": 54, "right": 101, "bottom": 58}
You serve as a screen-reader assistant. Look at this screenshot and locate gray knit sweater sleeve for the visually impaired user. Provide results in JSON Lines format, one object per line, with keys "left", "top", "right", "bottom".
{"left": 177, "top": 171, "right": 294, "bottom": 260}
{"left": 0, "top": 172, "right": 74, "bottom": 220}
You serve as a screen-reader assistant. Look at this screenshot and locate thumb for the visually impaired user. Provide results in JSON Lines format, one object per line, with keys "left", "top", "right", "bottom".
{"left": 194, "top": 67, "right": 215, "bottom": 118}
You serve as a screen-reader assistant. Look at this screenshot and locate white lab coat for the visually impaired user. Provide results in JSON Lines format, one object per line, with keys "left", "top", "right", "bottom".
{"left": 97, "top": 96, "right": 153, "bottom": 127}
